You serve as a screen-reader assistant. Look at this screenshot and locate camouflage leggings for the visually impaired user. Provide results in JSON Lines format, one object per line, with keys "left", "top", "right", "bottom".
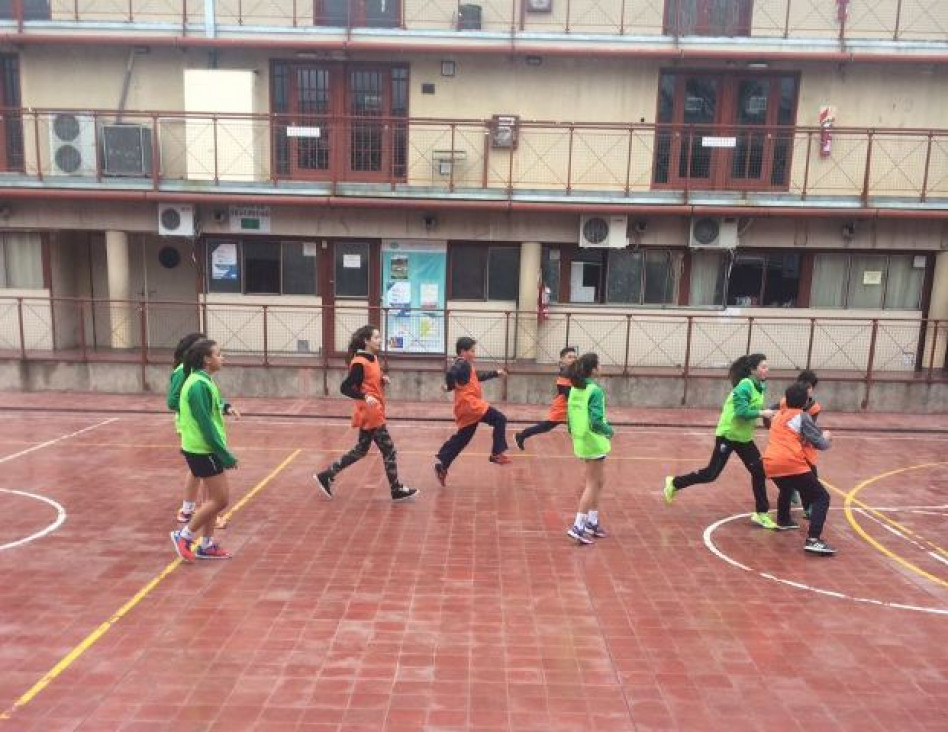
{"left": 326, "top": 425, "right": 400, "bottom": 490}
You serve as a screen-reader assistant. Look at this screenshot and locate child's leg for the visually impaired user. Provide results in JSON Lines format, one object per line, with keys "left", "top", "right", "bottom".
{"left": 323, "top": 430, "right": 374, "bottom": 478}
{"left": 518, "top": 420, "right": 559, "bottom": 444}
{"left": 481, "top": 407, "right": 508, "bottom": 456}
{"left": 671, "top": 437, "right": 733, "bottom": 491}
{"left": 436, "top": 423, "right": 478, "bottom": 470}
{"left": 183, "top": 472, "right": 200, "bottom": 505}
{"left": 800, "top": 472, "right": 830, "bottom": 540}
{"left": 774, "top": 476, "right": 795, "bottom": 525}
{"left": 372, "top": 425, "right": 400, "bottom": 489}
{"left": 187, "top": 471, "right": 230, "bottom": 542}
{"left": 578, "top": 458, "right": 605, "bottom": 516}
{"left": 732, "top": 440, "right": 769, "bottom": 514}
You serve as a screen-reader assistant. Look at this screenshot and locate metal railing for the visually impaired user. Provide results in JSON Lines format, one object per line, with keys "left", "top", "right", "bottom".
{"left": 4, "top": 108, "right": 948, "bottom": 204}
{"left": 2, "top": 295, "right": 945, "bottom": 407}
{"left": 2, "top": 1, "right": 947, "bottom": 42}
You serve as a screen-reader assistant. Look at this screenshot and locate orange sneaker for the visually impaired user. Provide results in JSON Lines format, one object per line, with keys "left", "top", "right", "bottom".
{"left": 489, "top": 453, "right": 512, "bottom": 465}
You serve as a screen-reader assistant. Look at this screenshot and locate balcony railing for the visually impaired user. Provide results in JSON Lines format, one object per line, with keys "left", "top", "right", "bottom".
{"left": 1, "top": 0, "right": 946, "bottom": 43}
{"left": 1, "top": 295, "right": 945, "bottom": 408}
{"left": 3, "top": 108, "right": 948, "bottom": 207}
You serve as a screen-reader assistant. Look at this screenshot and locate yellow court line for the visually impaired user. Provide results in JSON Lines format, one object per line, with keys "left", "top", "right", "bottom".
{"left": 822, "top": 463, "right": 948, "bottom": 589}
{"left": 0, "top": 449, "right": 301, "bottom": 722}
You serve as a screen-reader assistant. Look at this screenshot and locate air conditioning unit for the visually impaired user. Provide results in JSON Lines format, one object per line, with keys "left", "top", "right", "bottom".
{"left": 49, "top": 112, "right": 96, "bottom": 176}
{"left": 525, "top": 0, "right": 553, "bottom": 11}
{"left": 689, "top": 216, "right": 739, "bottom": 249}
{"left": 101, "top": 124, "right": 153, "bottom": 177}
{"left": 579, "top": 215, "right": 628, "bottom": 248}
{"left": 158, "top": 204, "right": 197, "bottom": 237}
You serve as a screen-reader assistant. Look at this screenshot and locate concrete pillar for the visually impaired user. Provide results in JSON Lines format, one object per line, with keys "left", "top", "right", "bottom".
{"left": 105, "top": 230, "right": 134, "bottom": 349}
{"left": 924, "top": 251, "right": 948, "bottom": 371}
{"left": 515, "top": 241, "right": 542, "bottom": 360}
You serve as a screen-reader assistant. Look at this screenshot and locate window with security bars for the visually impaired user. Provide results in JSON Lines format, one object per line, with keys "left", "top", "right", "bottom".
{"left": 205, "top": 240, "right": 318, "bottom": 296}
{"left": 664, "top": 0, "right": 752, "bottom": 36}
{"left": 0, "top": 54, "right": 23, "bottom": 172}
{"left": 315, "top": 0, "right": 400, "bottom": 28}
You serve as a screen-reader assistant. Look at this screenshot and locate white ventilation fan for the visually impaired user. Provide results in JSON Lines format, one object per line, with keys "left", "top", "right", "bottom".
{"left": 49, "top": 113, "right": 96, "bottom": 176}
{"left": 689, "top": 216, "right": 739, "bottom": 249}
{"left": 157, "top": 204, "right": 197, "bottom": 237}
{"left": 579, "top": 215, "right": 628, "bottom": 248}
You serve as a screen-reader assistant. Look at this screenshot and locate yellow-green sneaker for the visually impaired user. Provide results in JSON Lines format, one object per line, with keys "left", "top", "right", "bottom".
{"left": 751, "top": 512, "right": 778, "bottom": 530}
{"left": 663, "top": 476, "right": 676, "bottom": 505}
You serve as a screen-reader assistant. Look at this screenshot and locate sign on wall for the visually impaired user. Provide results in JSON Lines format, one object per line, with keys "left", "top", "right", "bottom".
{"left": 381, "top": 240, "right": 447, "bottom": 354}
{"left": 229, "top": 205, "right": 271, "bottom": 233}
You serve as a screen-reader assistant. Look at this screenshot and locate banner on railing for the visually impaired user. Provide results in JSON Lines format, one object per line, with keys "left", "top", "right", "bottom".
{"left": 381, "top": 240, "right": 447, "bottom": 354}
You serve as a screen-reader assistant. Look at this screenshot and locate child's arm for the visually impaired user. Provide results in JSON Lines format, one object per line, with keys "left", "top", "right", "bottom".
{"left": 733, "top": 381, "right": 773, "bottom": 419}
{"left": 476, "top": 369, "right": 500, "bottom": 382}
{"left": 558, "top": 383, "right": 571, "bottom": 399}
{"left": 166, "top": 369, "right": 185, "bottom": 412}
{"left": 187, "top": 382, "right": 238, "bottom": 467}
{"left": 799, "top": 413, "right": 831, "bottom": 450}
{"left": 588, "top": 388, "right": 614, "bottom": 439}
{"left": 340, "top": 363, "right": 366, "bottom": 400}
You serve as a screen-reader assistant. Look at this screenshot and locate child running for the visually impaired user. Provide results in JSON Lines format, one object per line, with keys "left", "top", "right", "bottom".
{"left": 763, "top": 381, "right": 836, "bottom": 554}
{"left": 565, "top": 352, "right": 613, "bottom": 545}
{"left": 514, "top": 346, "right": 577, "bottom": 451}
{"left": 167, "top": 332, "right": 237, "bottom": 530}
{"left": 434, "top": 336, "right": 510, "bottom": 486}
{"left": 772, "top": 369, "right": 822, "bottom": 516}
{"left": 314, "top": 325, "right": 418, "bottom": 502}
{"left": 170, "top": 339, "right": 236, "bottom": 562}
{"left": 662, "top": 353, "right": 778, "bottom": 529}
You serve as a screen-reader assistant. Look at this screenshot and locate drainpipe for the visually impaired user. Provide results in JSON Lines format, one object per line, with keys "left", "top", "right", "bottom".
{"left": 205, "top": 0, "right": 216, "bottom": 39}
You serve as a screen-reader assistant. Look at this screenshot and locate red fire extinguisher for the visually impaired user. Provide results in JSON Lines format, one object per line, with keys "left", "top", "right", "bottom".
{"left": 537, "top": 275, "right": 550, "bottom": 323}
{"left": 819, "top": 106, "right": 836, "bottom": 158}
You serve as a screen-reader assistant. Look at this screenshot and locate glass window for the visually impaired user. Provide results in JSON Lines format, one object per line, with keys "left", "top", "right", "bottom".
{"left": 244, "top": 241, "right": 280, "bottom": 295}
{"left": 334, "top": 241, "right": 370, "bottom": 298}
{"left": 282, "top": 242, "right": 318, "bottom": 296}
{"left": 810, "top": 253, "right": 848, "bottom": 308}
{"left": 689, "top": 251, "right": 727, "bottom": 306}
{"left": 884, "top": 255, "right": 925, "bottom": 310}
{"left": 541, "top": 245, "right": 561, "bottom": 303}
{"left": 644, "top": 250, "right": 677, "bottom": 304}
{"left": 848, "top": 255, "right": 886, "bottom": 309}
{"left": 727, "top": 252, "right": 800, "bottom": 307}
{"left": 487, "top": 248, "right": 520, "bottom": 301}
{"left": 0, "top": 233, "right": 44, "bottom": 289}
{"left": 450, "top": 244, "right": 487, "bottom": 300}
{"left": 570, "top": 249, "right": 605, "bottom": 303}
{"left": 606, "top": 249, "right": 643, "bottom": 304}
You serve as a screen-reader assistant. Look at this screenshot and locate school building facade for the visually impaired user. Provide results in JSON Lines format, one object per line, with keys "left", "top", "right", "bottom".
{"left": 0, "top": 1, "right": 947, "bottom": 409}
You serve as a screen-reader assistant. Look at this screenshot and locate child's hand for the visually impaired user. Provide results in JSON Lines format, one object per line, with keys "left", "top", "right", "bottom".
{"left": 822, "top": 430, "right": 832, "bottom": 441}
{"left": 497, "top": 369, "right": 507, "bottom": 377}
{"left": 382, "top": 374, "right": 391, "bottom": 386}
{"left": 440, "top": 383, "right": 449, "bottom": 392}
{"left": 366, "top": 395, "right": 380, "bottom": 408}
{"left": 229, "top": 406, "right": 242, "bottom": 420}
{"left": 760, "top": 409, "right": 775, "bottom": 419}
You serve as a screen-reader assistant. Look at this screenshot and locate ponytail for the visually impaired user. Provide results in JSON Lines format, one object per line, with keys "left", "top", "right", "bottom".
{"left": 567, "top": 352, "right": 600, "bottom": 388}
{"left": 173, "top": 332, "right": 205, "bottom": 368}
{"left": 182, "top": 339, "right": 217, "bottom": 377}
{"left": 728, "top": 353, "right": 767, "bottom": 386}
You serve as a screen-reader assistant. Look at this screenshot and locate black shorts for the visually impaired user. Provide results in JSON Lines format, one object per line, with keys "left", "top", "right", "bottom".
{"left": 182, "top": 451, "right": 225, "bottom": 478}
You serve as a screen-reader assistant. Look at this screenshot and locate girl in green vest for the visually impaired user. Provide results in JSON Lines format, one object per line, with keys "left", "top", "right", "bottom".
{"left": 662, "top": 353, "right": 778, "bottom": 529}
{"left": 565, "top": 352, "right": 614, "bottom": 545}
{"left": 170, "top": 339, "right": 238, "bottom": 562}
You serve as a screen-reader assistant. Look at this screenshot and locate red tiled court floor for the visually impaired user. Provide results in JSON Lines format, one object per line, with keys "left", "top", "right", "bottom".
{"left": 0, "top": 393, "right": 946, "bottom": 731}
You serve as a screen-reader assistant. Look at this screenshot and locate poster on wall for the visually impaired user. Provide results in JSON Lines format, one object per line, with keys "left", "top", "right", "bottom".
{"left": 211, "top": 242, "right": 238, "bottom": 281}
{"left": 381, "top": 240, "right": 447, "bottom": 354}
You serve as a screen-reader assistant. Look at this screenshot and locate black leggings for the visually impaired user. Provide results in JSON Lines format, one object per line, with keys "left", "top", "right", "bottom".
{"left": 672, "top": 436, "right": 769, "bottom": 514}
{"left": 436, "top": 407, "right": 508, "bottom": 469}
{"left": 326, "top": 425, "right": 401, "bottom": 490}
{"left": 518, "top": 420, "right": 562, "bottom": 443}
{"left": 773, "top": 471, "right": 830, "bottom": 539}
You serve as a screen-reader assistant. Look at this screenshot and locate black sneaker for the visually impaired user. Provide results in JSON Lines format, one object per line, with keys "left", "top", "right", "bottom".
{"left": 434, "top": 463, "right": 447, "bottom": 487}
{"left": 776, "top": 521, "right": 800, "bottom": 531}
{"left": 391, "top": 485, "right": 419, "bottom": 502}
{"left": 514, "top": 432, "right": 525, "bottom": 451}
{"left": 315, "top": 471, "right": 334, "bottom": 499}
{"left": 805, "top": 537, "right": 837, "bottom": 555}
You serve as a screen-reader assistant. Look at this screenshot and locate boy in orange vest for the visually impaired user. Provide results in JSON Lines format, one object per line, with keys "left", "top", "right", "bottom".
{"left": 514, "top": 346, "right": 577, "bottom": 451}
{"left": 315, "top": 324, "right": 418, "bottom": 502}
{"left": 434, "top": 336, "right": 509, "bottom": 486}
{"left": 763, "top": 381, "right": 835, "bottom": 555}
{"left": 770, "top": 370, "right": 822, "bottom": 516}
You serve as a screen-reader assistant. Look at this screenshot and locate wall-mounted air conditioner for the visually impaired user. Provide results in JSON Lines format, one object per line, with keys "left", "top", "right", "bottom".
{"left": 158, "top": 204, "right": 197, "bottom": 237}
{"left": 689, "top": 216, "right": 739, "bottom": 249}
{"left": 101, "top": 124, "right": 153, "bottom": 177}
{"left": 579, "top": 215, "right": 628, "bottom": 248}
{"left": 525, "top": 0, "right": 553, "bottom": 11}
{"left": 49, "top": 112, "right": 96, "bottom": 176}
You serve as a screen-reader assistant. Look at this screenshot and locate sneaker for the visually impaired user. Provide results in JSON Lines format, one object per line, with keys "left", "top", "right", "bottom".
{"left": 790, "top": 490, "right": 802, "bottom": 506}
{"left": 584, "top": 522, "right": 608, "bottom": 539}
{"left": 170, "top": 530, "right": 195, "bottom": 562}
{"left": 434, "top": 462, "right": 448, "bottom": 487}
{"left": 514, "top": 432, "right": 526, "bottom": 451}
{"left": 663, "top": 476, "right": 676, "bottom": 505}
{"left": 567, "top": 525, "right": 594, "bottom": 545}
{"left": 391, "top": 485, "right": 419, "bottom": 502}
{"left": 489, "top": 453, "right": 512, "bottom": 465}
{"left": 775, "top": 521, "right": 800, "bottom": 531}
{"left": 751, "top": 512, "right": 779, "bottom": 530}
{"left": 805, "top": 538, "right": 837, "bottom": 555}
{"left": 175, "top": 508, "right": 193, "bottom": 523}
{"left": 195, "top": 542, "right": 232, "bottom": 560}
{"left": 315, "top": 471, "right": 334, "bottom": 499}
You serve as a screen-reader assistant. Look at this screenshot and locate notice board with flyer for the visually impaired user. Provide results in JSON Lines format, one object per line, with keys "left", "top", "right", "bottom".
{"left": 381, "top": 240, "right": 447, "bottom": 354}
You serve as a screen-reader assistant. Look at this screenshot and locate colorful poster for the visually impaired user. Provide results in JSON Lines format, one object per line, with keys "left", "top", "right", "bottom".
{"left": 381, "top": 240, "right": 447, "bottom": 354}
{"left": 211, "top": 242, "right": 238, "bottom": 281}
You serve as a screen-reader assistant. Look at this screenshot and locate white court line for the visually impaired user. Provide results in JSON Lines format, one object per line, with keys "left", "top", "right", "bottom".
{"left": 930, "top": 553, "right": 948, "bottom": 568}
{"left": 0, "top": 490, "right": 66, "bottom": 551}
{"left": 0, "top": 418, "right": 119, "bottom": 464}
{"left": 703, "top": 511, "right": 948, "bottom": 616}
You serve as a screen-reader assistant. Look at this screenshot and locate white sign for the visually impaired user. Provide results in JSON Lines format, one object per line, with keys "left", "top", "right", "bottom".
{"left": 229, "top": 205, "right": 271, "bottom": 234}
{"left": 286, "top": 126, "right": 321, "bottom": 138}
{"left": 702, "top": 136, "right": 737, "bottom": 148}
{"left": 302, "top": 242, "right": 319, "bottom": 257}
{"left": 343, "top": 254, "right": 362, "bottom": 269}
{"left": 211, "top": 242, "right": 238, "bottom": 281}
{"left": 913, "top": 255, "right": 927, "bottom": 269}
{"left": 420, "top": 283, "right": 439, "bottom": 309}
{"left": 863, "top": 270, "right": 883, "bottom": 286}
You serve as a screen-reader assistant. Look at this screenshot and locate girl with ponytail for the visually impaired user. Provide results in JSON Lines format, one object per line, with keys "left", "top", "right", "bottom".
{"left": 662, "top": 353, "right": 778, "bottom": 529}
